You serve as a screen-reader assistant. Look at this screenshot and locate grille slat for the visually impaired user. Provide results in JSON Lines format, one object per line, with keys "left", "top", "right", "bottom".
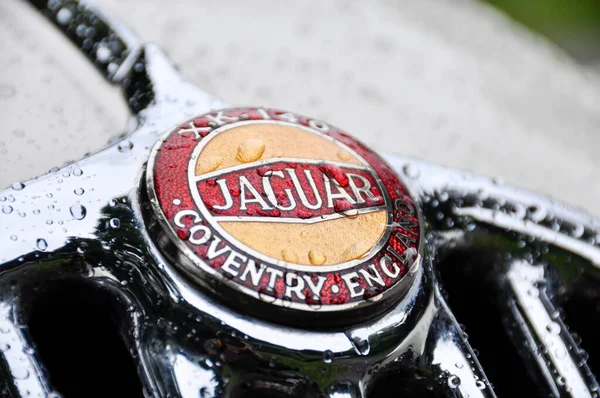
{"left": 501, "top": 259, "right": 599, "bottom": 397}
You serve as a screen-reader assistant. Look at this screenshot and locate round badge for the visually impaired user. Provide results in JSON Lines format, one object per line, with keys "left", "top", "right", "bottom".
{"left": 146, "top": 108, "right": 421, "bottom": 322}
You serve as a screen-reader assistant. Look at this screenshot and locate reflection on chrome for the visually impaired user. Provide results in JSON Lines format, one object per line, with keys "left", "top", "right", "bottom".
{"left": 0, "top": 1, "right": 599, "bottom": 397}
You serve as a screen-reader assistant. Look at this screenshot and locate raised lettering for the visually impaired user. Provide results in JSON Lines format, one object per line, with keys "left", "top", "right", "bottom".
{"left": 287, "top": 168, "right": 322, "bottom": 210}
{"left": 302, "top": 274, "right": 327, "bottom": 298}
{"left": 262, "top": 170, "right": 296, "bottom": 211}
{"left": 396, "top": 232, "right": 416, "bottom": 250}
{"left": 239, "top": 176, "right": 272, "bottom": 211}
{"left": 347, "top": 173, "right": 377, "bottom": 204}
{"left": 393, "top": 213, "right": 418, "bottom": 231}
{"left": 222, "top": 251, "right": 247, "bottom": 277}
{"left": 324, "top": 175, "right": 356, "bottom": 208}
{"left": 189, "top": 224, "right": 212, "bottom": 245}
{"left": 265, "top": 267, "right": 284, "bottom": 290}
{"left": 213, "top": 179, "right": 234, "bottom": 210}
{"left": 277, "top": 112, "right": 298, "bottom": 123}
{"left": 206, "top": 111, "right": 239, "bottom": 126}
{"left": 308, "top": 119, "right": 329, "bottom": 132}
{"left": 174, "top": 209, "right": 201, "bottom": 228}
{"left": 285, "top": 273, "right": 306, "bottom": 300}
{"left": 359, "top": 264, "right": 385, "bottom": 287}
{"left": 239, "top": 259, "right": 266, "bottom": 286}
{"left": 178, "top": 122, "right": 211, "bottom": 140}
{"left": 256, "top": 108, "right": 271, "bottom": 119}
{"left": 342, "top": 272, "right": 364, "bottom": 298}
{"left": 394, "top": 198, "right": 415, "bottom": 215}
{"left": 206, "top": 236, "right": 230, "bottom": 259}
{"left": 380, "top": 255, "right": 401, "bottom": 278}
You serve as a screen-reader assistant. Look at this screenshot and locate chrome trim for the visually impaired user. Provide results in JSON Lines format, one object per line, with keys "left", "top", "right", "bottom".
{"left": 1, "top": 1, "right": 599, "bottom": 397}
{"left": 182, "top": 118, "right": 394, "bottom": 271}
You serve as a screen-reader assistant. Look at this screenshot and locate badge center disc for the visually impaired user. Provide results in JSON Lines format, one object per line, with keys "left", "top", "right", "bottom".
{"left": 189, "top": 120, "right": 391, "bottom": 270}
{"left": 146, "top": 107, "right": 422, "bottom": 322}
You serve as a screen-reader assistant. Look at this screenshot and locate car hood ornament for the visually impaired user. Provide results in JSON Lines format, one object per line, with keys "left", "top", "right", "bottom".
{"left": 146, "top": 107, "right": 421, "bottom": 323}
{"left": 0, "top": 1, "right": 598, "bottom": 397}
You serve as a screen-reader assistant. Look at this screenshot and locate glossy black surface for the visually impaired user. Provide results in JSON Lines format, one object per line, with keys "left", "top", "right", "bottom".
{"left": 0, "top": 1, "right": 599, "bottom": 397}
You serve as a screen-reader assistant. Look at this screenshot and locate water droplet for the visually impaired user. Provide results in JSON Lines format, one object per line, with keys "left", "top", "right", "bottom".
{"left": 323, "top": 350, "right": 334, "bottom": 364}
{"left": 108, "top": 199, "right": 117, "bottom": 207}
{"left": 258, "top": 288, "right": 277, "bottom": 303}
{"left": 350, "top": 336, "right": 370, "bottom": 356}
{"left": 11, "top": 182, "right": 25, "bottom": 191}
{"left": 77, "top": 243, "right": 87, "bottom": 254}
{"left": 197, "top": 155, "right": 223, "bottom": 174}
{"left": 281, "top": 249, "right": 299, "bottom": 264}
{"left": 10, "top": 235, "right": 17, "bottom": 241}
{"left": 12, "top": 129, "right": 25, "bottom": 138}
{"left": 308, "top": 250, "right": 327, "bottom": 265}
{"left": 578, "top": 350, "right": 589, "bottom": 367}
{"left": 0, "top": 343, "right": 10, "bottom": 351}
{"left": 46, "top": 220, "right": 53, "bottom": 225}
{"left": 46, "top": 193, "right": 53, "bottom": 198}
{"left": 72, "top": 168, "right": 83, "bottom": 176}
{"left": 546, "top": 322, "right": 560, "bottom": 335}
{"left": 118, "top": 141, "right": 134, "bottom": 152}
{"left": 447, "top": 375, "right": 461, "bottom": 389}
{"left": 75, "top": 24, "right": 87, "bottom": 37}
{"left": 11, "top": 366, "right": 29, "bottom": 380}
{"left": 0, "top": 83, "right": 16, "bottom": 98}
{"left": 236, "top": 138, "right": 265, "bottom": 163}
{"left": 402, "top": 164, "right": 420, "bottom": 179}
{"left": 69, "top": 204, "right": 86, "bottom": 220}
{"left": 2, "top": 205, "right": 13, "bottom": 214}
{"left": 36, "top": 239, "right": 48, "bottom": 251}
{"left": 96, "top": 44, "right": 111, "bottom": 63}
{"left": 74, "top": 188, "right": 84, "bottom": 196}
{"left": 476, "top": 380, "right": 486, "bottom": 390}
{"left": 172, "top": 198, "right": 182, "bottom": 206}
{"left": 342, "top": 241, "right": 369, "bottom": 262}
{"left": 341, "top": 208, "right": 359, "bottom": 219}
{"left": 23, "top": 346, "right": 34, "bottom": 355}
{"left": 109, "top": 218, "right": 120, "bottom": 229}
{"left": 337, "top": 149, "right": 352, "bottom": 161}
{"left": 56, "top": 7, "right": 73, "bottom": 25}
{"left": 571, "top": 223, "right": 584, "bottom": 238}
{"left": 455, "top": 362, "right": 464, "bottom": 369}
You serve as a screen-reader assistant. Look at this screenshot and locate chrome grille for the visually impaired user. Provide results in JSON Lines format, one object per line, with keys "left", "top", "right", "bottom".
{"left": 0, "top": 1, "right": 599, "bottom": 397}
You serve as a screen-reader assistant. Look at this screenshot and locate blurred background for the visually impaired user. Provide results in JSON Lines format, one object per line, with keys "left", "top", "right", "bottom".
{"left": 1, "top": 0, "right": 600, "bottom": 216}
{"left": 484, "top": 0, "right": 600, "bottom": 66}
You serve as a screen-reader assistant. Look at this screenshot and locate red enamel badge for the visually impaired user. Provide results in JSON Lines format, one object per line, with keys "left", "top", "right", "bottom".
{"left": 146, "top": 108, "right": 421, "bottom": 321}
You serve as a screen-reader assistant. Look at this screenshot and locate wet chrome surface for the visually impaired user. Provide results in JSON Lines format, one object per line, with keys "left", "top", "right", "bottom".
{"left": 1, "top": 1, "right": 599, "bottom": 397}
